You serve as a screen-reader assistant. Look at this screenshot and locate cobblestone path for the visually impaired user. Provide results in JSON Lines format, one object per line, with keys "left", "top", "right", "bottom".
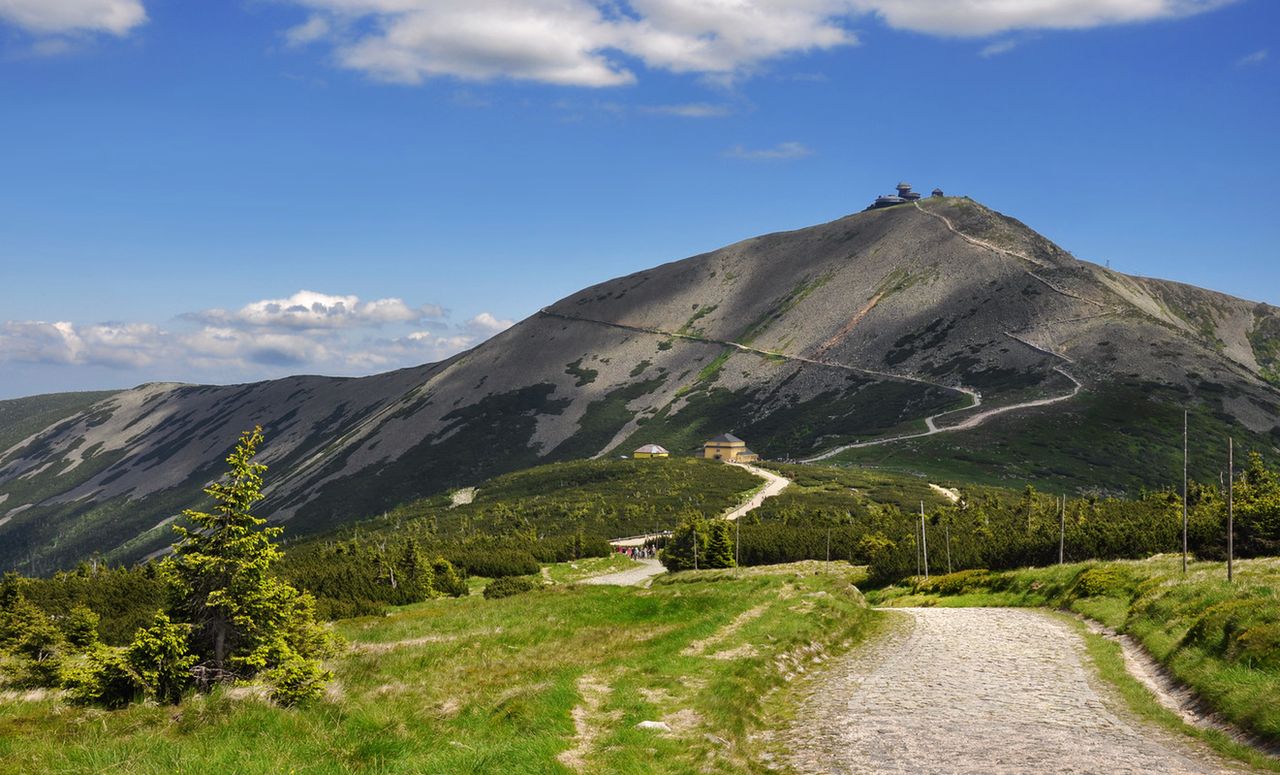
{"left": 786, "top": 608, "right": 1253, "bottom": 774}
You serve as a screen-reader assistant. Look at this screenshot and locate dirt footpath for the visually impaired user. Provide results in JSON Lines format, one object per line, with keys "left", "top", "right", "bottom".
{"left": 785, "top": 607, "right": 1255, "bottom": 775}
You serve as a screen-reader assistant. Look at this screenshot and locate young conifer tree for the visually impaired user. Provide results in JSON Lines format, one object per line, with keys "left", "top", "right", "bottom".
{"left": 705, "top": 520, "right": 736, "bottom": 568}
{"left": 167, "top": 426, "right": 331, "bottom": 703}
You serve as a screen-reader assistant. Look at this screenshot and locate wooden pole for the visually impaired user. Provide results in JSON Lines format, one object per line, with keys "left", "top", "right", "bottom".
{"left": 1228, "top": 437, "right": 1234, "bottom": 583}
{"left": 693, "top": 529, "right": 699, "bottom": 571}
{"left": 825, "top": 527, "right": 831, "bottom": 567}
{"left": 915, "top": 512, "right": 921, "bottom": 578}
{"left": 920, "top": 501, "right": 930, "bottom": 580}
{"left": 1183, "top": 410, "right": 1189, "bottom": 575}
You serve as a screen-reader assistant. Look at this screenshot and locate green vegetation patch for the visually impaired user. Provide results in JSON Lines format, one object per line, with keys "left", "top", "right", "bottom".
{"left": 0, "top": 563, "right": 879, "bottom": 774}
{"left": 564, "top": 358, "right": 599, "bottom": 387}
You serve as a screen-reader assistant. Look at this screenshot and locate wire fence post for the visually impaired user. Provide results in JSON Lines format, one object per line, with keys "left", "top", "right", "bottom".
{"left": 825, "top": 527, "right": 831, "bottom": 571}
{"left": 734, "top": 518, "right": 740, "bottom": 575}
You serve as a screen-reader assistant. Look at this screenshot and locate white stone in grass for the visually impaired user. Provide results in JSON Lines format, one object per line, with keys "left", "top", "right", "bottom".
{"left": 635, "top": 720, "right": 672, "bottom": 732}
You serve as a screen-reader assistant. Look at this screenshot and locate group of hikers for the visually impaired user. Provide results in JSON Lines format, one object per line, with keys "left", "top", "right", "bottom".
{"left": 616, "top": 544, "right": 657, "bottom": 560}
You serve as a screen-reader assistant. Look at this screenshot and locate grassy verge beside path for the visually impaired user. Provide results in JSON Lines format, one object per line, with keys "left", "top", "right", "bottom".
{"left": 870, "top": 554, "right": 1280, "bottom": 751}
{"left": 0, "top": 561, "right": 876, "bottom": 774}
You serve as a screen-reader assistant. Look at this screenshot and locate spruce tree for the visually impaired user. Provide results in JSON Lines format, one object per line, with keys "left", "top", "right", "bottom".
{"left": 705, "top": 520, "right": 736, "bottom": 568}
{"left": 658, "top": 514, "right": 708, "bottom": 572}
{"left": 167, "top": 426, "right": 331, "bottom": 702}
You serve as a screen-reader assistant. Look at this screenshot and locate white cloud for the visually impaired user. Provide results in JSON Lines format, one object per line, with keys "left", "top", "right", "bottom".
{"left": 979, "top": 39, "right": 1018, "bottom": 58}
{"left": 285, "top": 15, "right": 330, "bottom": 47}
{"left": 0, "top": 292, "right": 510, "bottom": 382}
{"left": 724, "top": 141, "right": 813, "bottom": 160}
{"left": 0, "top": 0, "right": 146, "bottom": 36}
{"left": 849, "top": 0, "right": 1238, "bottom": 37}
{"left": 641, "top": 102, "right": 733, "bottom": 118}
{"left": 276, "top": 0, "right": 1238, "bottom": 87}
{"left": 282, "top": 0, "right": 861, "bottom": 86}
{"left": 0, "top": 320, "right": 163, "bottom": 368}
{"left": 189, "top": 290, "right": 444, "bottom": 330}
{"left": 465, "top": 311, "right": 514, "bottom": 335}
{"left": 1237, "top": 49, "right": 1268, "bottom": 67}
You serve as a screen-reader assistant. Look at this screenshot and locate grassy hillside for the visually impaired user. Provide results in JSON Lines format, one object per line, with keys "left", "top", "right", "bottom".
{"left": 0, "top": 562, "right": 878, "bottom": 774}
{"left": 0, "top": 390, "right": 119, "bottom": 456}
{"left": 831, "top": 381, "right": 1280, "bottom": 495}
{"left": 295, "top": 456, "right": 763, "bottom": 548}
{"left": 871, "top": 555, "right": 1280, "bottom": 747}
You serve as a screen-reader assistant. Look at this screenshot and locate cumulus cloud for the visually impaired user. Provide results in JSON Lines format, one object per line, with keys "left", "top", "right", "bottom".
{"left": 465, "top": 312, "right": 515, "bottom": 335}
{"left": 0, "top": 291, "right": 514, "bottom": 383}
{"left": 281, "top": 0, "right": 861, "bottom": 86}
{"left": 848, "top": 0, "right": 1238, "bottom": 37}
{"left": 187, "top": 290, "right": 444, "bottom": 330}
{"left": 724, "top": 141, "right": 813, "bottom": 161}
{"left": 275, "top": 0, "right": 1238, "bottom": 87}
{"left": 0, "top": 0, "right": 147, "bottom": 36}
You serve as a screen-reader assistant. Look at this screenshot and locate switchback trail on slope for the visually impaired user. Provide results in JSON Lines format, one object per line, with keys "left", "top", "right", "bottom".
{"left": 541, "top": 299, "right": 1082, "bottom": 461}
{"left": 785, "top": 607, "right": 1257, "bottom": 775}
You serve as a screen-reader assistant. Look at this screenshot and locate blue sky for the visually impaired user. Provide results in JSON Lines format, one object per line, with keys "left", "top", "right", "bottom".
{"left": 0, "top": 0, "right": 1276, "bottom": 399}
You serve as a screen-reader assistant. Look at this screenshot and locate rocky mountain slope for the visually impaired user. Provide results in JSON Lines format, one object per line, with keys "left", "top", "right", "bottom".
{"left": 4, "top": 196, "right": 1279, "bottom": 572}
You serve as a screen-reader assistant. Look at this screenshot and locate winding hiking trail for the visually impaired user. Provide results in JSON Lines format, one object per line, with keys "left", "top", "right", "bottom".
{"left": 722, "top": 463, "right": 790, "bottom": 521}
{"left": 785, "top": 608, "right": 1256, "bottom": 775}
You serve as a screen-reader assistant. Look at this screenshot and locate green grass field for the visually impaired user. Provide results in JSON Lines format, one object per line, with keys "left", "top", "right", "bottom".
{"left": 0, "top": 562, "right": 878, "bottom": 774}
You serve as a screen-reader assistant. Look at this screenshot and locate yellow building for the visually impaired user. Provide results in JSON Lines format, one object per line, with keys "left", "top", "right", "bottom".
{"left": 633, "top": 443, "right": 670, "bottom": 459}
{"left": 702, "top": 434, "right": 759, "bottom": 463}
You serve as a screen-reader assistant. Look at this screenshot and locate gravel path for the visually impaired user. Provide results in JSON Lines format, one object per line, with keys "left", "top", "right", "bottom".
{"left": 579, "top": 558, "right": 666, "bottom": 586}
{"left": 786, "top": 608, "right": 1253, "bottom": 775}
{"left": 722, "top": 463, "right": 790, "bottom": 520}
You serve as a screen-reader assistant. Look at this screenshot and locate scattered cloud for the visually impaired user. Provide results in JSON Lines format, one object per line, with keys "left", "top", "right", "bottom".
{"left": 0, "top": 291, "right": 513, "bottom": 382}
{"left": 0, "top": 0, "right": 147, "bottom": 36}
{"left": 849, "top": 0, "right": 1239, "bottom": 37}
{"left": 464, "top": 312, "right": 515, "bottom": 335}
{"left": 279, "top": 0, "right": 862, "bottom": 87}
{"left": 284, "top": 15, "right": 329, "bottom": 47}
{"left": 273, "top": 1, "right": 1239, "bottom": 87}
{"left": 1237, "top": 49, "right": 1268, "bottom": 67}
{"left": 724, "top": 141, "right": 814, "bottom": 161}
{"left": 640, "top": 102, "right": 734, "bottom": 118}
{"left": 184, "top": 290, "right": 444, "bottom": 330}
{"left": 979, "top": 39, "right": 1019, "bottom": 58}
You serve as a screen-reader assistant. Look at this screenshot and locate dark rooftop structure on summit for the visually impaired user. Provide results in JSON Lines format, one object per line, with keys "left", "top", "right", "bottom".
{"left": 867, "top": 181, "right": 943, "bottom": 210}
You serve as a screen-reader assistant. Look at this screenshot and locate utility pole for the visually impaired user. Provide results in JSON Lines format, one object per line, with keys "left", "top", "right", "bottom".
{"left": 1058, "top": 495, "right": 1066, "bottom": 566}
{"left": 920, "top": 501, "right": 930, "bottom": 580}
{"left": 825, "top": 527, "right": 831, "bottom": 568}
{"left": 1183, "top": 410, "right": 1189, "bottom": 575}
{"left": 1228, "top": 437, "right": 1234, "bottom": 583}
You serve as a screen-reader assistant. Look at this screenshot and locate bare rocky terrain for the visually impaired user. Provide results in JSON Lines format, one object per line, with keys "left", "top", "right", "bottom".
{"left": 3, "top": 196, "right": 1279, "bottom": 571}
